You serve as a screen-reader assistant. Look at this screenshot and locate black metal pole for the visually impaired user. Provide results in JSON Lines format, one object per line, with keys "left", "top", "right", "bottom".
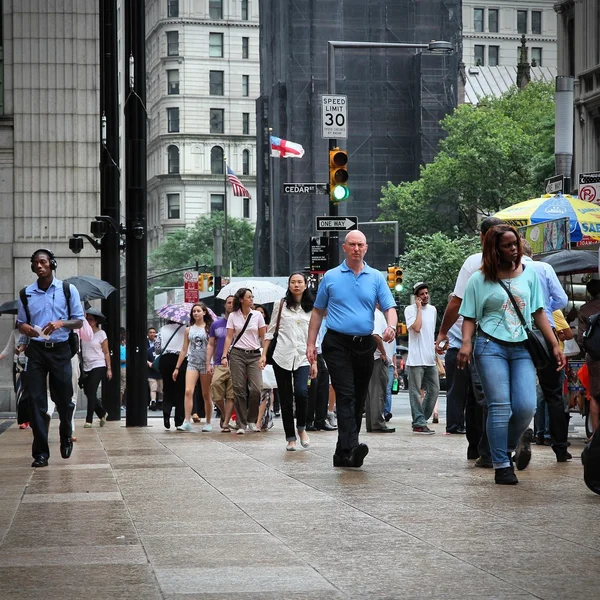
{"left": 99, "top": 0, "right": 121, "bottom": 421}
{"left": 124, "top": 0, "right": 148, "bottom": 426}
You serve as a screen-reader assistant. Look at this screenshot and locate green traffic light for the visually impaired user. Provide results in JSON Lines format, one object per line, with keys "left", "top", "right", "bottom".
{"left": 332, "top": 185, "right": 350, "bottom": 201}
{"left": 395, "top": 283, "right": 404, "bottom": 292}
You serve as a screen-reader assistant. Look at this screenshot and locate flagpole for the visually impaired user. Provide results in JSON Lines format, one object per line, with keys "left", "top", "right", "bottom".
{"left": 269, "top": 127, "right": 275, "bottom": 277}
{"left": 223, "top": 155, "right": 228, "bottom": 272}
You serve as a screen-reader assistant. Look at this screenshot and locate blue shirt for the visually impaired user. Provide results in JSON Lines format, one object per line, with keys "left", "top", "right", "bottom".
{"left": 314, "top": 261, "right": 396, "bottom": 336}
{"left": 522, "top": 256, "right": 567, "bottom": 327}
{"left": 17, "top": 277, "right": 84, "bottom": 343}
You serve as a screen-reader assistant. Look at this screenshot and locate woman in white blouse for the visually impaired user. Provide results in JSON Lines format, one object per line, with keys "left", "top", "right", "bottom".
{"left": 262, "top": 273, "right": 317, "bottom": 451}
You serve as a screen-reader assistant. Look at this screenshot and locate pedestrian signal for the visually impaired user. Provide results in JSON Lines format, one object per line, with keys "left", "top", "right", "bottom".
{"left": 207, "top": 274, "right": 214, "bottom": 293}
{"left": 329, "top": 148, "right": 349, "bottom": 202}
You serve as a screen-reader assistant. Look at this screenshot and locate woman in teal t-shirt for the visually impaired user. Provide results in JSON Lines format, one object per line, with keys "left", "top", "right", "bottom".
{"left": 457, "top": 225, "right": 565, "bottom": 485}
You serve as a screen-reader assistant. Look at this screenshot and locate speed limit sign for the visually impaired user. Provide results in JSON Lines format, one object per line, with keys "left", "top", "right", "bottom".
{"left": 321, "top": 95, "right": 347, "bottom": 139}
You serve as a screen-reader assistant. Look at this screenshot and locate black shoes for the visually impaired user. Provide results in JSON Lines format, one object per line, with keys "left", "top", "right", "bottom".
{"left": 495, "top": 466, "right": 518, "bottom": 485}
{"left": 475, "top": 456, "right": 493, "bottom": 468}
{"left": 314, "top": 420, "right": 337, "bottom": 431}
{"left": 371, "top": 427, "right": 395, "bottom": 433}
{"left": 447, "top": 428, "right": 467, "bottom": 434}
{"left": 384, "top": 412, "right": 393, "bottom": 422}
{"left": 60, "top": 437, "right": 73, "bottom": 459}
{"left": 333, "top": 443, "right": 369, "bottom": 468}
{"left": 515, "top": 428, "right": 533, "bottom": 471}
{"left": 31, "top": 456, "right": 49, "bottom": 468}
{"left": 555, "top": 449, "right": 573, "bottom": 462}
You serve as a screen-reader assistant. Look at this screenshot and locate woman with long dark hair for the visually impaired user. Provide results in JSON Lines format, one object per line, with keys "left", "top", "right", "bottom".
{"left": 174, "top": 302, "right": 214, "bottom": 432}
{"left": 457, "top": 225, "right": 565, "bottom": 484}
{"left": 221, "top": 289, "right": 266, "bottom": 434}
{"left": 262, "top": 273, "right": 316, "bottom": 450}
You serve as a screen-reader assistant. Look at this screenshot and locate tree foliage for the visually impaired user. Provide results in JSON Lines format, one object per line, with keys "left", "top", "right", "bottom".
{"left": 380, "top": 82, "right": 555, "bottom": 236}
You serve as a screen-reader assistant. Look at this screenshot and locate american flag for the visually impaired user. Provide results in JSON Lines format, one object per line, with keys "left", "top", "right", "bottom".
{"left": 226, "top": 165, "right": 251, "bottom": 198}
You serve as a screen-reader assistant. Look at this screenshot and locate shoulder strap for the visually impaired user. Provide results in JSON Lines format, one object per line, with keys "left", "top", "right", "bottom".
{"left": 497, "top": 279, "right": 528, "bottom": 330}
{"left": 158, "top": 324, "right": 184, "bottom": 356}
{"left": 19, "top": 288, "right": 31, "bottom": 325}
{"left": 274, "top": 299, "right": 284, "bottom": 334}
{"left": 62, "top": 281, "right": 72, "bottom": 320}
{"left": 230, "top": 313, "right": 253, "bottom": 351}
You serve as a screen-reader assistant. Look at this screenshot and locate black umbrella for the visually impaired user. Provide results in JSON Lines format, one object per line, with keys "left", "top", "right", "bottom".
{"left": 540, "top": 250, "right": 598, "bottom": 276}
{"left": 64, "top": 276, "right": 116, "bottom": 301}
{"left": 0, "top": 300, "right": 18, "bottom": 315}
{"left": 85, "top": 307, "right": 106, "bottom": 321}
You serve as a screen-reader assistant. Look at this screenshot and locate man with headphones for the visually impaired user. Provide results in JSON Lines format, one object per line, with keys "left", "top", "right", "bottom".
{"left": 17, "top": 249, "right": 84, "bottom": 467}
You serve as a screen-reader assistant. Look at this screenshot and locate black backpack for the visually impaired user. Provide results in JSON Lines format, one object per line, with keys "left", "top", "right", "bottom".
{"left": 582, "top": 312, "right": 600, "bottom": 361}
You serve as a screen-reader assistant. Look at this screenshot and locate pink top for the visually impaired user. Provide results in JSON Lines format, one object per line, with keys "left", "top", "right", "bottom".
{"left": 226, "top": 309, "right": 265, "bottom": 351}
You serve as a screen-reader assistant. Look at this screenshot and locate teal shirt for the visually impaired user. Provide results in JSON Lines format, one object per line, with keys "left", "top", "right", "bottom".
{"left": 459, "top": 265, "right": 544, "bottom": 343}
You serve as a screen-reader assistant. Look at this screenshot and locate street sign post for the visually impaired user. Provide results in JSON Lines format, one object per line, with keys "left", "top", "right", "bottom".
{"left": 579, "top": 172, "right": 600, "bottom": 205}
{"left": 310, "top": 236, "right": 332, "bottom": 273}
{"left": 183, "top": 270, "right": 198, "bottom": 303}
{"left": 315, "top": 216, "right": 358, "bottom": 231}
{"left": 544, "top": 175, "right": 565, "bottom": 194}
{"left": 321, "top": 94, "right": 348, "bottom": 139}
{"left": 281, "top": 182, "right": 328, "bottom": 195}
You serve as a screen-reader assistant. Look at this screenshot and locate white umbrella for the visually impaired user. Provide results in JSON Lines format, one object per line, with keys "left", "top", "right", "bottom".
{"left": 216, "top": 280, "right": 287, "bottom": 304}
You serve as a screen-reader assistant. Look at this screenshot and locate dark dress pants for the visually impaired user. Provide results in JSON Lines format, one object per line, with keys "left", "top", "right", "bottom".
{"left": 537, "top": 358, "right": 568, "bottom": 451}
{"left": 83, "top": 367, "right": 108, "bottom": 423}
{"left": 306, "top": 354, "right": 329, "bottom": 425}
{"left": 159, "top": 353, "right": 186, "bottom": 427}
{"left": 470, "top": 356, "right": 490, "bottom": 461}
{"left": 322, "top": 331, "right": 376, "bottom": 455}
{"left": 25, "top": 341, "right": 74, "bottom": 460}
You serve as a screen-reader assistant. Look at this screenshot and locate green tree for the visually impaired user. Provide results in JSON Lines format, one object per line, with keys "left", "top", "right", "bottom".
{"left": 380, "top": 82, "right": 555, "bottom": 236}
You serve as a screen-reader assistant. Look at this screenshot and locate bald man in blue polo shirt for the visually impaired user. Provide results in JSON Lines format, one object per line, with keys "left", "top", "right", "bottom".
{"left": 307, "top": 230, "right": 397, "bottom": 468}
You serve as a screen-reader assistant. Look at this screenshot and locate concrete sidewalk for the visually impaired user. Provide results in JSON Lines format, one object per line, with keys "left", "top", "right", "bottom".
{"left": 0, "top": 415, "right": 598, "bottom": 600}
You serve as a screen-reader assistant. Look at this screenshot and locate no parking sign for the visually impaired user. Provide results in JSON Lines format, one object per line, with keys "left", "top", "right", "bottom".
{"left": 579, "top": 172, "right": 600, "bottom": 205}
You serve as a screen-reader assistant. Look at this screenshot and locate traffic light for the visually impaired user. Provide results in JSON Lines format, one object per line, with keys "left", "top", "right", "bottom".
{"left": 387, "top": 265, "right": 404, "bottom": 292}
{"left": 198, "top": 273, "right": 204, "bottom": 292}
{"left": 394, "top": 267, "right": 404, "bottom": 292}
{"left": 329, "top": 148, "right": 349, "bottom": 202}
{"left": 387, "top": 266, "right": 397, "bottom": 290}
{"left": 207, "top": 274, "right": 214, "bottom": 293}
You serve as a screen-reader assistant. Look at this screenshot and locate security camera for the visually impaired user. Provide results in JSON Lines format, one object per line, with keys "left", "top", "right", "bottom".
{"left": 90, "top": 220, "right": 108, "bottom": 239}
{"left": 133, "top": 224, "right": 145, "bottom": 240}
{"left": 69, "top": 236, "right": 84, "bottom": 254}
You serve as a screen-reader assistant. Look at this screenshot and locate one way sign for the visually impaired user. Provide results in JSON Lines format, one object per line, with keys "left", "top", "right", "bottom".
{"left": 316, "top": 216, "right": 358, "bottom": 231}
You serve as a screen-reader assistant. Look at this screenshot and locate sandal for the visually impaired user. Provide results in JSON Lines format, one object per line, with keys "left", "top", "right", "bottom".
{"left": 192, "top": 414, "right": 201, "bottom": 423}
{"left": 221, "top": 426, "right": 231, "bottom": 433}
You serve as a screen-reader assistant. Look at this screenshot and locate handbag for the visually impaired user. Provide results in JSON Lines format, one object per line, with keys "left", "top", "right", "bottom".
{"left": 497, "top": 279, "right": 551, "bottom": 370}
{"left": 562, "top": 337, "right": 581, "bottom": 358}
{"left": 265, "top": 299, "right": 284, "bottom": 366}
{"left": 152, "top": 325, "right": 183, "bottom": 371}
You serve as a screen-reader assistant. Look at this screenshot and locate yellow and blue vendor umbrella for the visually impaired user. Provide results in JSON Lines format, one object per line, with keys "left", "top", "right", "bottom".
{"left": 494, "top": 193, "right": 600, "bottom": 243}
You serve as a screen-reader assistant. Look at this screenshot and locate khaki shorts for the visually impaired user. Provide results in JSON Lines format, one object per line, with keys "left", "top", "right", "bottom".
{"left": 211, "top": 365, "right": 233, "bottom": 401}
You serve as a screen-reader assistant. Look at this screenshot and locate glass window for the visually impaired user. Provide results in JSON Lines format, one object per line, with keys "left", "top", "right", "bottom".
{"left": 209, "top": 0, "right": 223, "bottom": 19}
{"left": 474, "top": 8, "right": 484, "bottom": 32}
{"left": 209, "top": 70, "right": 224, "bottom": 95}
{"left": 242, "top": 150, "right": 250, "bottom": 175}
{"left": 532, "top": 11, "right": 541, "bottom": 35}
{"left": 488, "top": 46, "right": 499, "bottom": 66}
{"left": 168, "top": 145, "right": 180, "bottom": 174}
{"left": 474, "top": 45, "right": 485, "bottom": 66}
{"left": 242, "top": 112, "right": 250, "bottom": 135}
{"left": 243, "top": 197, "right": 250, "bottom": 219}
{"left": 210, "top": 108, "right": 224, "bottom": 133}
{"left": 167, "top": 69, "right": 179, "bottom": 94}
{"left": 211, "top": 146, "right": 224, "bottom": 174}
{"left": 241, "top": 0, "right": 249, "bottom": 20}
{"left": 211, "top": 194, "right": 224, "bottom": 213}
{"left": 242, "top": 37, "right": 249, "bottom": 59}
{"left": 242, "top": 75, "right": 249, "bottom": 97}
{"left": 167, "top": 193, "right": 180, "bottom": 219}
{"left": 488, "top": 9, "right": 498, "bottom": 33}
{"left": 531, "top": 47, "right": 542, "bottom": 66}
{"left": 209, "top": 32, "right": 223, "bottom": 57}
{"left": 167, "top": 0, "right": 179, "bottom": 18}
{"left": 167, "top": 107, "right": 179, "bottom": 132}
{"left": 167, "top": 31, "right": 179, "bottom": 56}
{"left": 517, "top": 10, "right": 527, "bottom": 34}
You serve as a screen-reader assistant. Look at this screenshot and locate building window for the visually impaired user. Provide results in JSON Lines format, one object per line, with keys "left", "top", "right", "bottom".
{"left": 242, "top": 150, "right": 250, "bottom": 175}
{"left": 242, "top": 37, "right": 249, "bottom": 59}
{"left": 488, "top": 9, "right": 498, "bottom": 33}
{"left": 517, "top": 10, "right": 527, "bottom": 35}
{"left": 167, "top": 193, "right": 180, "bottom": 219}
{"left": 531, "top": 47, "right": 542, "bottom": 66}
{"left": 209, "top": 70, "right": 224, "bottom": 95}
{"left": 211, "top": 146, "right": 224, "bottom": 174}
{"left": 531, "top": 11, "right": 541, "bottom": 35}
{"left": 243, "top": 197, "right": 250, "bottom": 219}
{"left": 474, "top": 45, "right": 485, "bottom": 66}
{"left": 210, "top": 108, "right": 224, "bottom": 133}
{"left": 474, "top": 8, "right": 484, "bottom": 32}
{"left": 209, "top": 32, "right": 224, "bottom": 57}
{"left": 488, "top": 46, "right": 499, "bottom": 66}
{"left": 242, "top": 75, "right": 249, "bottom": 97}
{"left": 167, "top": 31, "right": 179, "bottom": 56}
{"left": 167, "top": 107, "right": 179, "bottom": 132}
{"left": 242, "top": 112, "right": 250, "bottom": 135}
{"left": 168, "top": 145, "right": 180, "bottom": 174}
{"left": 209, "top": 0, "right": 223, "bottom": 19}
{"left": 167, "top": 69, "right": 179, "bottom": 94}
{"left": 211, "top": 194, "right": 224, "bottom": 213}
{"left": 241, "top": 0, "right": 249, "bottom": 20}
{"left": 167, "top": 0, "right": 179, "bottom": 18}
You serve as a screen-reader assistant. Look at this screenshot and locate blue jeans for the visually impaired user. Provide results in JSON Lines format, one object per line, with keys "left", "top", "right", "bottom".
{"left": 407, "top": 365, "right": 439, "bottom": 427}
{"left": 474, "top": 336, "right": 537, "bottom": 469}
{"left": 385, "top": 364, "right": 394, "bottom": 414}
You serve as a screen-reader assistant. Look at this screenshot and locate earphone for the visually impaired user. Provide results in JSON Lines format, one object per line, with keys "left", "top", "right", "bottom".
{"left": 31, "top": 248, "right": 57, "bottom": 272}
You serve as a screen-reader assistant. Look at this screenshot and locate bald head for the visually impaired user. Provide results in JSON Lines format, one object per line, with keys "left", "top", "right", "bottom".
{"left": 342, "top": 230, "right": 368, "bottom": 265}
{"left": 344, "top": 230, "right": 367, "bottom": 244}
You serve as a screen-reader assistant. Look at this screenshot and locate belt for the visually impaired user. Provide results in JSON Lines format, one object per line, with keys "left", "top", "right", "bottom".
{"left": 231, "top": 347, "right": 261, "bottom": 354}
{"left": 327, "top": 329, "right": 371, "bottom": 343}
{"left": 30, "top": 339, "right": 69, "bottom": 350}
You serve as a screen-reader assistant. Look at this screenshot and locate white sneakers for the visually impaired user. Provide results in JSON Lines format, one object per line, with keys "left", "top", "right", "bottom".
{"left": 177, "top": 421, "right": 193, "bottom": 432}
